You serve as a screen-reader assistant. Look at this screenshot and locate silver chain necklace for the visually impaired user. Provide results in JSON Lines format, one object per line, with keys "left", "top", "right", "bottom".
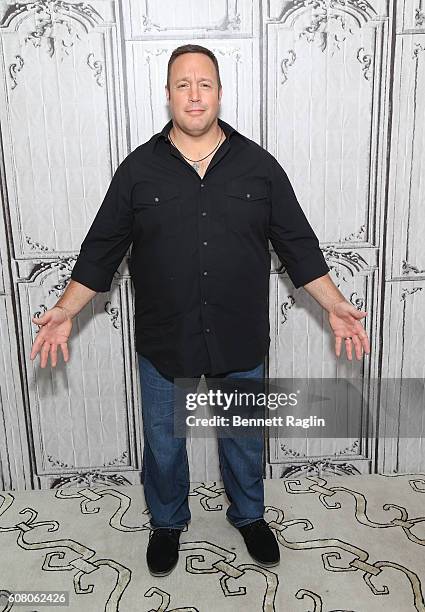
{"left": 168, "top": 128, "right": 224, "bottom": 173}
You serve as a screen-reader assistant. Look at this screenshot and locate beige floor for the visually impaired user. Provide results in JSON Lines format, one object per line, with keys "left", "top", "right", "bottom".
{"left": 1, "top": 474, "right": 425, "bottom": 611}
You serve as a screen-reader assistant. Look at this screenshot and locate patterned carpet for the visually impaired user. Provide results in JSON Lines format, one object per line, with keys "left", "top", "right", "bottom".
{"left": 1, "top": 474, "right": 425, "bottom": 611}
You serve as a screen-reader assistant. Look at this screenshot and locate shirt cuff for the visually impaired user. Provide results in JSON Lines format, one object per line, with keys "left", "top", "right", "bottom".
{"left": 285, "top": 249, "right": 330, "bottom": 289}
{"left": 70, "top": 257, "right": 114, "bottom": 293}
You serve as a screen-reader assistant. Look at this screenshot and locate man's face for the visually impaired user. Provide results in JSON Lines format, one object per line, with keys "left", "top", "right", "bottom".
{"left": 166, "top": 52, "right": 222, "bottom": 136}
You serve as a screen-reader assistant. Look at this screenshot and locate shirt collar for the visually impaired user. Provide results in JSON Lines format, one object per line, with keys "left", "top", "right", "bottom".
{"left": 156, "top": 117, "right": 236, "bottom": 144}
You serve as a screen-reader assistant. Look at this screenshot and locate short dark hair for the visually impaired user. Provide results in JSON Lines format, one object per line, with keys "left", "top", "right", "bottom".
{"left": 166, "top": 44, "right": 222, "bottom": 90}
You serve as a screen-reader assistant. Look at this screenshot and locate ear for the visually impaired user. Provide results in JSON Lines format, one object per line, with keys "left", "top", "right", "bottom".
{"left": 165, "top": 84, "right": 170, "bottom": 102}
{"left": 218, "top": 86, "right": 222, "bottom": 103}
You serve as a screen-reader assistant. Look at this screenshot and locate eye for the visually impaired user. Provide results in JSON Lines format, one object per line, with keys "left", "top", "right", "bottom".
{"left": 177, "top": 83, "right": 189, "bottom": 88}
{"left": 201, "top": 83, "right": 212, "bottom": 88}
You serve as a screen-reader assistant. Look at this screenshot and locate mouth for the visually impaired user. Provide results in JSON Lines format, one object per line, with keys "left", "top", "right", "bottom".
{"left": 186, "top": 109, "right": 205, "bottom": 114}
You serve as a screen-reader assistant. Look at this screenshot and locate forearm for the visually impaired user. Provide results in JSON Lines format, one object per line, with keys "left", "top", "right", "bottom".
{"left": 302, "top": 273, "right": 347, "bottom": 313}
{"left": 55, "top": 279, "right": 97, "bottom": 320}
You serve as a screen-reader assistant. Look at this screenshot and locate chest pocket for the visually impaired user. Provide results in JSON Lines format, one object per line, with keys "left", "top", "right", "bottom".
{"left": 225, "top": 177, "right": 270, "bottom": 232}
{"left": 132, "top": 181, "right": 181, "bottom": 237}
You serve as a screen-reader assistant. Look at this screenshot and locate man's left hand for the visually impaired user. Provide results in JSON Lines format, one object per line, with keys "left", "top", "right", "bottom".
{"left": 328, "top": 300, "right": 370, "bottom": 360}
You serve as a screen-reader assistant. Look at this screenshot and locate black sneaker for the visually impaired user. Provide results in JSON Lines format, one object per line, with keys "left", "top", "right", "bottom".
{"left": 146, "top": 527, "right": 182, "bottom": 576}
{"left": 237, "top": 519, "right": 280, "bottom": 567}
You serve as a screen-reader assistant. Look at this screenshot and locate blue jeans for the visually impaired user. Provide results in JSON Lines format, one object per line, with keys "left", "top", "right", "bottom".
{"left": 138, "top": 354, "right": 265, "bottom": 530}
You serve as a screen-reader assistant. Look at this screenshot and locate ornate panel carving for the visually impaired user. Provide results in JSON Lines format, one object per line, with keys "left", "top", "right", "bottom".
{"left": 267, "top": 0, "right": 388, "bottom": 22}
{"left": 0, "top": 0, "right": 127, "bottom": 257}
{"left": 267, "top": 251, "right": 376, "bottom": 471}
{"left": 387, "top": 35, "right": 425, "bottom": 281}
{"left": 264, "top": 1, "right": 389, "bottom": 247}
{"left": 382, "top": 281, "right": 425, "bottom": 379}
{"left": 0, "top": 296, "right": 32, "bottom": 489}
{"left": 379, "top": 280, "right": 425, "bottom": 472}
{"left": 16, "top": 263, "right": 142, "bottom": 486}
{"left": 396, "top": 0, "right": 425, "bottom": 33}
{"left": 121, "top": 0, "right": 255, "bottom": 39}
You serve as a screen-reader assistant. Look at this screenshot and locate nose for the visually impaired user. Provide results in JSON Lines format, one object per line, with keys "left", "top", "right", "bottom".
{"left": 189, "top": 84, "right": 200, "bottom": 102}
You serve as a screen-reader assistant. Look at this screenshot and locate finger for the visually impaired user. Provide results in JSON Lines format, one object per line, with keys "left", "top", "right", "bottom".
{"left": 345, "top": 337, "right": 353, "bottom": 360}
{"left": 352, "top": 309, "right": 368, "bottom": 319}
{"left": 30, "top": 342, "right": 39, "bottom": 361}
{"left": 335, "top": 336, "right": 342, "bottom": 357}
{"left": 40, "top": 342, "right": 50, "bottom": 369}
{"left": 32, "top": 314, "right": 46, "bottom": 326}
{"left": 351, "top": 335, "right": 363, "bottom": 360}
{"left": 360, "top": 333, "right": 371, "bottom": 355}
{"left": 30, "top": 336, "right": 45, "bottom": 360}
{"left": 51, "top": 344, "right": 58, "bottom": 368}
{"left": 60, "top": 343, "right": 69, "bottom": 363}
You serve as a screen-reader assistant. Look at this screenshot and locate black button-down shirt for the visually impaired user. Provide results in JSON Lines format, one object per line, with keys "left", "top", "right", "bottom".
{"left": 70, "top": 118, "right": 330, "bottom": 377}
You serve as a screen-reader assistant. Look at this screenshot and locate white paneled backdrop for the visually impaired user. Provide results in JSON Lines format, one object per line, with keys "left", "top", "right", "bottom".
{"left": 0, "top": 0, "right": 424, "bottom": 491}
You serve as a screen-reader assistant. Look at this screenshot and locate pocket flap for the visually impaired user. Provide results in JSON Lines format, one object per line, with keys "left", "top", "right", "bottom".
{"left": 225, "top": 177, "right": 268, "bottom": 201}
{"left": 133, "top": 181, "right": 180, "bottom": 206}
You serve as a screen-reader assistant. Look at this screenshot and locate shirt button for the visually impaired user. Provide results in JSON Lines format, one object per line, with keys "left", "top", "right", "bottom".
{"left": 203, "top": 241, "right": 208, "bottom": 246}
{"left": 154, "top": 196, "right": 159, "bottom": 203}
{"left": 203, "top": 300, "right": 208, "bottom": 305}
{"left": 203, "top": 271, "right": 208, "bottom": 276}
{"left": 200, "top": 183, "right": 205, "bottom": 188}
{"left": 246, "top": 193, "right": 251, "bottom": 199}
{"left": 205, "top": 328, "right": 210, "bottom": 333}
{"left": 201, "top": 211, "right": 207, "bottom": 216}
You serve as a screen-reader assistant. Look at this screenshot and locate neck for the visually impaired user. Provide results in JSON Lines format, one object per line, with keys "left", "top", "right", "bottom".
{"left": 169, "top": 121, "right": 223, "bottom": 158}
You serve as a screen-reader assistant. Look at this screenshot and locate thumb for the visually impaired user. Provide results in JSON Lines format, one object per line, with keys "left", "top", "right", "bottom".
{"left": 353, "top": 309, "right": 367, "bottom": 319}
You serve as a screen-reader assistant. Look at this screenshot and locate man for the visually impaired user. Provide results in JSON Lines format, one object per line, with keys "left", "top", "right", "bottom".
{"left": 30, "top": 44, "right": 370, "bottom": 576}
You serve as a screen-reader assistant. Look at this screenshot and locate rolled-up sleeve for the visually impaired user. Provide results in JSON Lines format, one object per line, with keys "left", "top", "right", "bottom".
{"left": 71, "top": 158, "right": 134, "bottom": 293}
{"left": 267, "top": 154, "right": 330, "bottom": 289}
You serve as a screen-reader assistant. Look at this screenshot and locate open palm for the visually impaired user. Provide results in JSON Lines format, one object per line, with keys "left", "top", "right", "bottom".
{"left": 328, "top": 300, "right": 370, "bottom": 360}
{"left": 30, "top": 307, "right": 73, "bottom": 368}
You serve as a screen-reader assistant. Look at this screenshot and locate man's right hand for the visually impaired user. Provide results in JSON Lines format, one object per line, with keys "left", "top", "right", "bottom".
{"left": 30, "top": 306, "right": 73, "bottom": 368}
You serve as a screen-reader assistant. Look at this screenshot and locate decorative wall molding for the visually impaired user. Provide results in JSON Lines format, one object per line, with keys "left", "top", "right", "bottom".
{"left": 273, "top": 0, "right": 377, "bottom": 55}
{"left": 104, "top": 301, "right": 120, "bottom": 329}
{"left": 50, "top": 470, "right": 132, "bottom": 489}
{"left": 9, "top": 55, "right": 24, "bottom": 89}
{"left": 322, "top": 248, "right": 369, "bottom": 282}
{"left": 277, "top": 0, "right": 377, "bottom": 23}
{"left": 47, "top": 450, "right": 128, "bottom": 470}
{"left": 280, "top": 456, "right": 361, "bottom": 477}
{"left": 87, "top": 52, "right": 104, "bottom": 86}
{"left": 280, "top": 295, "right": 296, "bottom": 324}
{"left": 350, "top": 292, "right": 366, "bottom": 310}
{"left": 280, "top": 49, "right": 296, "bottom": 84}
{"left": 214, "top": 11, "right": 241, "bottom": 31}
{"left": 140, "top": 0, "right": 241, "bottom": 33}
{"left": 299, "top": 11, "right": 354, "bottom": 53}
{"left": 402, "top": 260, "right": 425, "bottom": 275}
{"left": 280, "top": 44, "right": 373, "bottom": 85}
{"left": 0, "top": 1, "right": 103, "bottom": 33}
{"left": 357, "top": 47, "right": 373, "bottom": 81}
{"left": 27, "top": 257, "right": 75, "bottom": 294}
{"left": 415, "top": 7, "right": 425, "bottom": 27}
{"left": 281, "top": 439, "right": 360, "bottom": 462}
{"left": 2, "top": 1, "right": 105, "bottom": 85}
{"left": 143, "top": 47, "right": 168, "bottom": 65}
{"left": 413, "top": 43, "right": 425, "bottom": 59}
{"left": 400, "top": 287, "right": 424, "bottom": 302}
{"left": 141, "top": 13, "right": 160, "bottom": 32}
{"left": 343, "top": 225, "right": 367, "bottom": 242}
{"left": 25, "top": 235, "right": 52, "bottom": 252}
